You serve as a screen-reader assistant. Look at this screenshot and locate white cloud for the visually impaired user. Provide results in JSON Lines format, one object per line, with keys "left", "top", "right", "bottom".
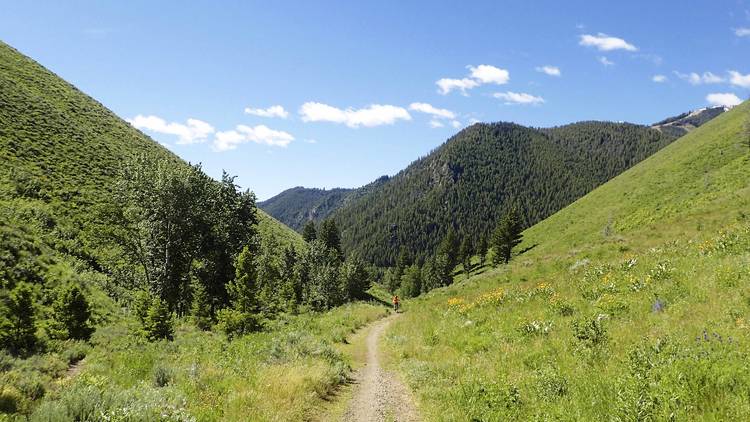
{"left": 429, "top": 120, "right": 444, "bottom": 128}
{"left": 469, "top": 118, "right": 481, "bottom": 125}
{"left": 304, "top": 139, "right": 318, "bottom": 144}
{"left": 212, "top": 124, "right": 294, "bottom": 151}
{"left": 536, "top": 65, "right": 561, "bottom": 77}
{"left": 437, "top": 64, "right": 509, "bottom": 95}
{"left": 468, "top": 65, "right": 510, "bottom": 84}
{"left": 450, "top": 120, "right": 461, "bottom": 128}
{"left": 436, "top": 78, "right": 479, "bottom": 95}
{"left": 127, "top": 115, "right": 214, "bottom": 144}
{"left": 652, "top": 74, "right": 667, "bottom": 83}
{"left": 674, "top": 71, "right": 724, "bottom": 85}
{"left": 579, "top": 33, "right": 637, "bottom": 51}
{"left": 598, "top": 56, "right": 615, "bottom": 66}
{"left": 493, "top": 91, "right": 545, "bottom": 105}
{"left": 729, "top": 70, "right": 750, "bottom": 88}
{"left": 706, "top": 93, "right": 742, "bottom": 107}
{"left": 734, "top": 27, "right": 750, "bottom": 37}
{"left": 299, "top": 102, "right": 411, "bottom": 128}
{"left": 409, "top": 102, "right": 456, "bottom": 119}
{"left": 244, "top": 105, "right": 289, "bottom": 118}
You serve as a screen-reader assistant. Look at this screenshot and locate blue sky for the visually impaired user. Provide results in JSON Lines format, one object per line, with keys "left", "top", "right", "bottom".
{"left": 2, "top": 1, "right": 749, "bottom": 200}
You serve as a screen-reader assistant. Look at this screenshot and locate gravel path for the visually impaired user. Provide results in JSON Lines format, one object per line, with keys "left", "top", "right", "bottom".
{"left": 341, "top": 314, "right": 420, "bottom": 422}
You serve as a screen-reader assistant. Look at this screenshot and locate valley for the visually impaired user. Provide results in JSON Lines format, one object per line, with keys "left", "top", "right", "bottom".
{"left": 1, "top": 4, "right": 750, "bottom": 420}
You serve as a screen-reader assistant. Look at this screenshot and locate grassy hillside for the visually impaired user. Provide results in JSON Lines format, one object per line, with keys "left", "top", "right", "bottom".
{"left": 383, "top": 102, "right": 750, "bottom": 420}
{"left": 0, "top": 40, "right": 331, "bottom": 418}
{"left": 0, "top": 40, "right": 301, "bottom": 272}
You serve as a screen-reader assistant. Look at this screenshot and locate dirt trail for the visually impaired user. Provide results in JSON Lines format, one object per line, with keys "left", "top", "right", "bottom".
{"left": 341, "top": 314, "right": 420, "bottom": 422}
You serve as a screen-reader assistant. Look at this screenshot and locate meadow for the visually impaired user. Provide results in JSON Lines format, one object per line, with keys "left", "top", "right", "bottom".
{"left": 2, "top": 301, "right": 388, "bottom": 421}
{"left": 383, "top": 102, "right": 750, "bottom": 420}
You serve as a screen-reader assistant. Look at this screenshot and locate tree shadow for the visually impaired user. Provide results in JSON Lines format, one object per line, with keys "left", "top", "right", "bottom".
{"left": 362, "top": 292, "right": 391, "bottom": 307}
{"left": 518, "top": 243, "right": 538, "bottom": 255}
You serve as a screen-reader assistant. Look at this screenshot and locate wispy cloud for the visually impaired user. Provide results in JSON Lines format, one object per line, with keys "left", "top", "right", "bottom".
{"left": 244, "top": 105, "right": 289, "bottom": 118}
{"left": 598, "top": 56, "right": 615, "bottom": 66}
{"left": 429, "top": 120, "right": 444, "bottom": 128}
{"left": 652, "top": 74, "right": 667, "bottom": 83}
{"left": 674, "top": 71, "right": 724, "bottom": 85}
{"left": 436, "top": 64, "right": 510, "bottom": 95}
{"left": 409, "top": 102, "right": 456, "bottom": 119}
{"left": 127, "top": 115, "right": 214, "bottom": 144}
{"left": 536, "top": 65, "right": 561, "bottom": 77}
{"left": 213, "top": 125, "right": 294, "bottom": 151}
{"left": 579, "top": 33, "right": 637, "bottom": 51}
{"left": 493, "top": 91, "right": 545, "bottom": 105}
{"left": 706, "top": 93, "right": 742, "bottom": 107}
{"left": 734, "top": 27, "right": 750, "bottom": 37}
{"left": 299, "top": 102, "right": 411, "bottom": 128}
{"left": 728, "top": 70, "right": 750, "bottom": 88}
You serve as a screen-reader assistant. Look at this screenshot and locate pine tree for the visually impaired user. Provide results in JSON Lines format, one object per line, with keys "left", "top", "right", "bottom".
{"left": 52, "top": 284, "right": 93, "bottom": 340}
{"left": 437, "top": 228, "right": 459, "bottom": 270}
{"left": 143, "top": 297, "right": 174, "bottom": 341}
{"left": 0, "top": 282, "right": 37, "bottom": 354}
{"left": 477, "top": 234, "right": 488, "bottom": 267}
{"left": 319, "top": 219, "right": 343, "bottom": 261}
{"left": 190, "top": 279, "right": 213, "bottom": 330}
{"left": 459, "top": 238, "right": 474, "bottom": 277}
{"left": 228, "top": 245, "right": 259, "bottom": 314}
{"left": 340, "top": 258, "right": 371, "bottom": 301}
{"left": 492, "top": 209, "right": 524, "bottom": 266}
{"left": 399, "top": 264, "right": 422, "bottom": 298}
{"left": 302, "top": 221, "right": 317, "bottom": 242}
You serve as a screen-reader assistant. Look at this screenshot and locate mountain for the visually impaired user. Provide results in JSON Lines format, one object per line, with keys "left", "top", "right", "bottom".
{"left": 386, "top": 100, "right": 750, "bottom": 421}
{"left": 259, "top": 187, "right": 355, "bottom": 231}
{"left": 263, "top": 109, "right": 722, "bottom": 266}
{"left": 651, "top": 105, "right": 729, "bottom": 137}
{"left": 0, "top": 40, "right": 302, "bottom": 289}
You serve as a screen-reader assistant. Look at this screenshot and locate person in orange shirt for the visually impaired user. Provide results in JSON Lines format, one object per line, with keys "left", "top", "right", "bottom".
{"left": 392, "top": 295, "right": 400, "bottom": 312}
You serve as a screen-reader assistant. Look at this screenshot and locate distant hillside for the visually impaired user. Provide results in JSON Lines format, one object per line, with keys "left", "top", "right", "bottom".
{"left": 652, "top": 105, "right": 729, "bottom": 138}
{"left": 259, "top": 187, "right": 355, "bottom": 231}
{"left": 0, "top": 41, "right": 302, "bottom": 289}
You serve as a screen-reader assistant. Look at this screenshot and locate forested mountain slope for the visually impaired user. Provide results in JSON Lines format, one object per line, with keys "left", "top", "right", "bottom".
{"left": 259, "top": 186, "right": 355, "bottom": 231}
{"left": 333, "top": 121, "right": 682, "bottom": 265}
{"left": 386, "top": 101, "right": 750, "bottom": 421}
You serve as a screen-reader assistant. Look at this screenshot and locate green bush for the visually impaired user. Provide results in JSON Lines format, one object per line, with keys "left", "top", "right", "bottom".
{"left": 0, "top": 385, "right": 22, "bottom": 413}
{"left": 0, "top": 282, "right": 37, "bottom": 354}
{"left": 60, "top": 341, "right": 90, "bottom": 365}
{"left": 216, "top": 308, "right": 260, "bottom": 340}
{"left": 52, "top": 284, "right": 94, "bottom": 340}
{"left": 572, "top": 314, "right": 608, "bottom": 349}
{"left": 143, "top": 297, "right": 174, "bottom": 341}
{"left": 152, "top": 364, "right": 174, "bottom": 387}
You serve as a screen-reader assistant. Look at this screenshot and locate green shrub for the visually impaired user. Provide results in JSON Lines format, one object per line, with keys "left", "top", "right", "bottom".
{"left": 143, "top": 297, "right": 174, "bottom": 341}
{"left": 152, "top": 364, "right": 174, "bottom": 387}
{"left": 572, "top": 314, "right": 608, "bottom": 349}
{"left": 0, "top": 385, "right": 23, "bottom": 413}
{"left": 216, "top": 308, "right": 260, "bottom": 340}
{"left": 60, "top": 341, "right": 90, "bottom": 365}
{"left": 51, "top": 284, "right": 94, "bottom": 340}
{"left": 17, "top": 376, "right": 46, "bottom": 401}
{"left": 0, "top": 282, "right": 37, "bottom": 354}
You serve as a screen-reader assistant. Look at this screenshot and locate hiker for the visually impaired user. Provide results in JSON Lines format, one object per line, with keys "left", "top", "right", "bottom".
{"left": 392, "top": 294, "right": 400, "bottom": 312}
